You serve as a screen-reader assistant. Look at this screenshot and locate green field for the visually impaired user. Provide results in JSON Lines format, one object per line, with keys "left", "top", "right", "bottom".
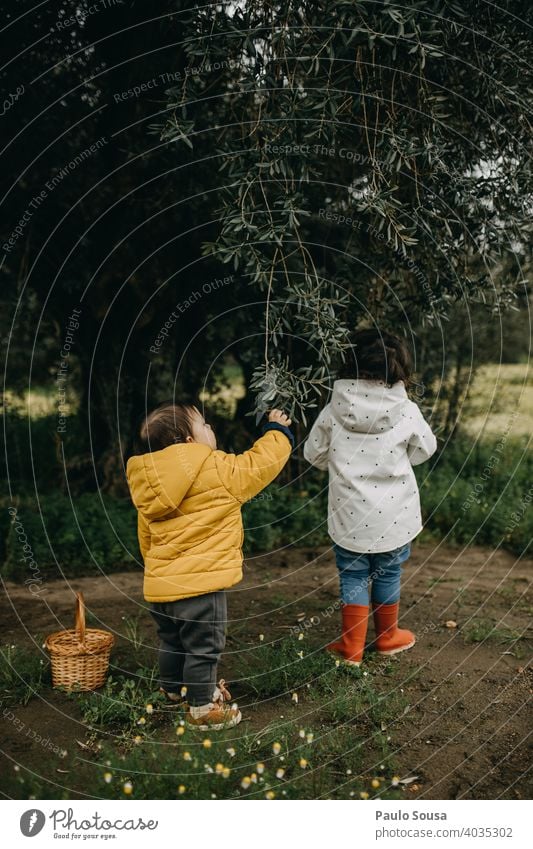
{"left": 4, "top": 362, "right": 531, "bottom": 437}
{"left": 461, "top": 363, "right": 533, "bottom": 439}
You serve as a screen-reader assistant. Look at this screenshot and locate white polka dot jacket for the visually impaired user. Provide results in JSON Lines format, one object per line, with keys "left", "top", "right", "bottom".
{"left": 303, "top": 379, "right": 437, "bottom": 554}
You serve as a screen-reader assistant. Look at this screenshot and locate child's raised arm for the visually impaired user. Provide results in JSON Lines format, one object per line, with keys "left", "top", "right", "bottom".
{"left": 214, "top": 410, "right": 294, "bottom": 503}
{"left": 303, "top": 404, "right": 332, "bottom": 470}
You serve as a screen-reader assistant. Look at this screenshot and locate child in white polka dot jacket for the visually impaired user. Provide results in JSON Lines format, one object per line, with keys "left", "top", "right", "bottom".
{"left": 303, "top": 328, "right": 437, "bottom": 666}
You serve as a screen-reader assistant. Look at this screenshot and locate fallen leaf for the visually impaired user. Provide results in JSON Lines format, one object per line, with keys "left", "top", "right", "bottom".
{"left": 399, "top": 775, "right": 420, "bottom": 785}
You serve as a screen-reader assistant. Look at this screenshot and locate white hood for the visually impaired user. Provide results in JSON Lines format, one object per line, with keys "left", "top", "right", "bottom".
{"left": 330, "top": 379, "right": 409, "bottom": 434}
{"left": 304, "top": 379, "right": 437, "bottom": 552}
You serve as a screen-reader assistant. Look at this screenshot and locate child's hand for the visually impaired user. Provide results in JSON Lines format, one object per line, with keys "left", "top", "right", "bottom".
{"left": 268, "top": 409, "right": 292, "bottom": 427}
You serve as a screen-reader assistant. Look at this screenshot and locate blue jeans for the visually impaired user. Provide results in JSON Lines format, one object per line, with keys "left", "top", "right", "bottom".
{"left": 333, "top": 542, "right": 411, "bottom": 606}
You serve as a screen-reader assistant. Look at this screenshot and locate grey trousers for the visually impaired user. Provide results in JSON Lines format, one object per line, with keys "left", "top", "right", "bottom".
{"left": 149, "top": 590, "right": 227, "bottom": 706}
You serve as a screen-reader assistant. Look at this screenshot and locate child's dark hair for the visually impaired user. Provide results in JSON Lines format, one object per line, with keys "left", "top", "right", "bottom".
{"left": 348, "top": 328, "right": 413, "bottom": 386}
{"left": 135, "top": 401, "right": 197, "bottom": 454}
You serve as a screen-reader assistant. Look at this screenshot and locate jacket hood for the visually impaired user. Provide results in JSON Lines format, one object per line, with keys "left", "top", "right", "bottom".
{"left": 126, "top": 442, "right": 212, "bottom": 519}
{"left": 331, "top": 379, "right": 409, "bottom": 434}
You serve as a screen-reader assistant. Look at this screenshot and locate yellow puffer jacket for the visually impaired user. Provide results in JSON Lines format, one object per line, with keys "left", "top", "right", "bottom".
{"left": 126, "top": 429, "right": 292, "bottom": 602}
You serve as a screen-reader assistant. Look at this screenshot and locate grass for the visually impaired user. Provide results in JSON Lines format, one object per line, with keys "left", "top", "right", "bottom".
{"left": 3, "top": 630, "right": 410, "bottom": 800}
{"left": 72, "top": 667, "right": 166, "bottom": 733}
{"left": 237, "top": 634, "right": 341, "bottom": 698}
{"left": 9, "top": 697, "right": 406, "bottom": 801}
{"left": 463, "top": 618, "right": 526, "bottom": 646}
{"left": 0, "top": 643, "right": 48, "bottom": 708}
{"left": 318, "top": 670, "right": 408, "bottom": 731}
{"left": 121, "top": 614, "right": 144, "bottom": 652}
{"left": 11, "top": 711, "right": 405, "bottom": 800}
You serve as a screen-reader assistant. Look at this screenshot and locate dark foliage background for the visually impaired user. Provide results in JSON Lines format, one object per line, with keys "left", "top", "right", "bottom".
{"left": 1, "top": 1, "right": 531, "bottom": 576}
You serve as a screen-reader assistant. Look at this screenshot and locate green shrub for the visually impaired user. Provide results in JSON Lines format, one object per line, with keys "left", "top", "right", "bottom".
{"left": 0, "top": 411, "right": 90, "bottom": 495}
{"left": 244, "top": 436, "right": 532, "bottom": 558}
{"left": 243, "top": 480, "right": 328, "bottom": 554}
{"left": 2, "top": 436, "right": 530, "bottom": 583}
{"left": 2, "top": 493, "right": 138, "bottom": 581}
{"left": 417, "top": 436, "right": 532, "bottom": 554}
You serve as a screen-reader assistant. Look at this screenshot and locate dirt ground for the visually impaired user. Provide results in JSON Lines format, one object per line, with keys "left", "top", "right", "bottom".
{"left": 1, "top": 540, "right": 532, "bottom": 800}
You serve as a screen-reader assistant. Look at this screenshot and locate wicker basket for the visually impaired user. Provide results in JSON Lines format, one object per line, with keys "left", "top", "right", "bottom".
{"left": 45, "top": 592, "right": 114, "bottom": 692}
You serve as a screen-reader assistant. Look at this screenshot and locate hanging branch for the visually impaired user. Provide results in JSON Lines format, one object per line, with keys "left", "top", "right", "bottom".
{"left": 157, "top": 0, "right": 532, "bottom": 421}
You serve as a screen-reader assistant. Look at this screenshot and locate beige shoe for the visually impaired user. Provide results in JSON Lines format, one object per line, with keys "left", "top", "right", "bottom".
{"left": 160, "top": 680, "right": 231, "bottom": 711}
{"left": 213, "top": 678, "right": 232, "bottom": 703}
{"left": 186, "top": 702, "right": 242, "bottom": 731}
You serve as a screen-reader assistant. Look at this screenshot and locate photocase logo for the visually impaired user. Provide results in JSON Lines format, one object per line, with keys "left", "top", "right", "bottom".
{"left": 20, "top": 809, "right": 46, "bottom": 837}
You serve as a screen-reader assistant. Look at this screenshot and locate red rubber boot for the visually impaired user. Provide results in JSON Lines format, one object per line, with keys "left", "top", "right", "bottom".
{"left": 372, "top": 601, "right": 416, "bottom": 656}
{"left": 326, "top": 604, "right": 370, "bottom": 666}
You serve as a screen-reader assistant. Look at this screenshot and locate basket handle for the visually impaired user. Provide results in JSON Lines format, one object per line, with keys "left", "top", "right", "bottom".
{"left": 75, "top": 591, "right": 86, "bottom": 646}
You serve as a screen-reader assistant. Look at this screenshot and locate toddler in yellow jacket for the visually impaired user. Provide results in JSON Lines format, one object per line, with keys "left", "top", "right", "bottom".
{"left": 126, "top": 401, "right": 293, "bottom": 730}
